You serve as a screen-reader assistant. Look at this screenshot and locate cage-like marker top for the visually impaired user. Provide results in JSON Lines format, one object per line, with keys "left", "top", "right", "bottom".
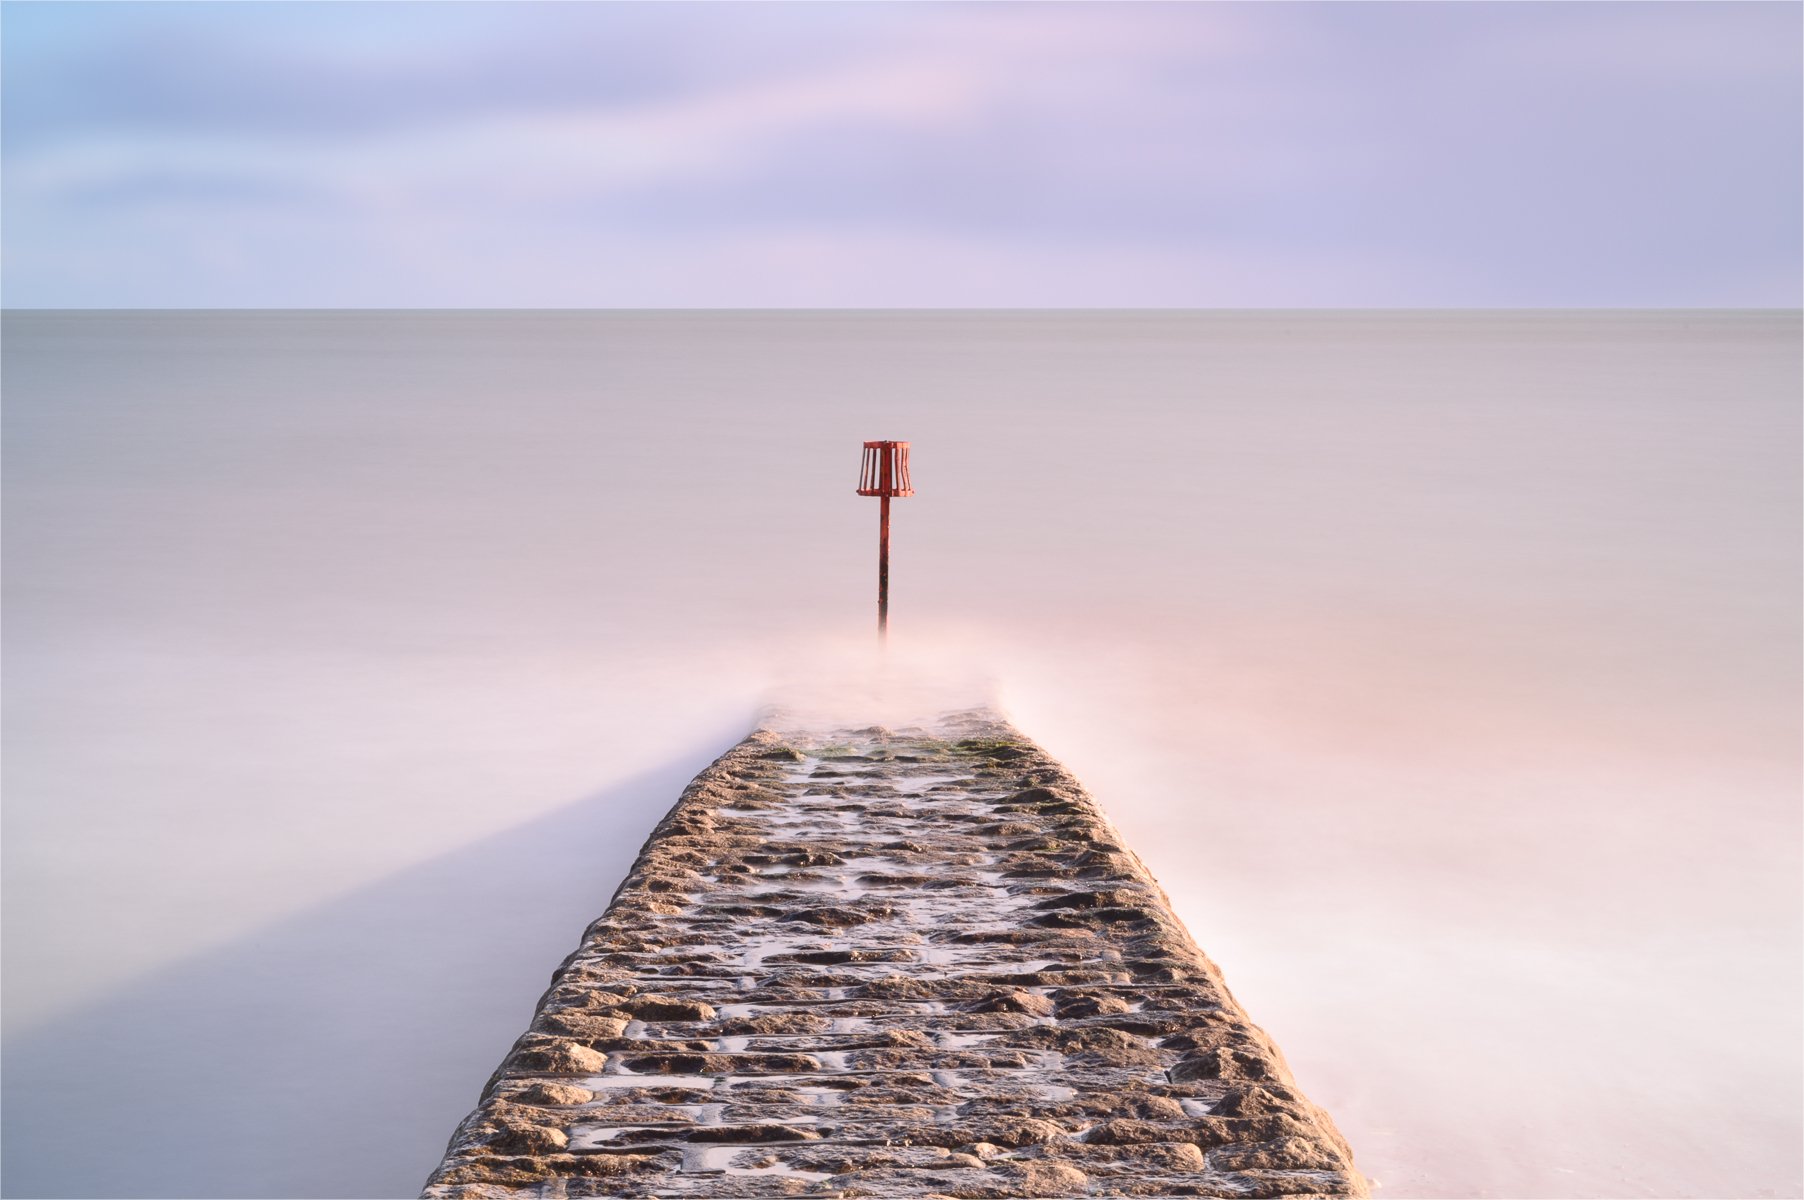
{"left": 856, "top": 441, "right": 914, "bottom": 498}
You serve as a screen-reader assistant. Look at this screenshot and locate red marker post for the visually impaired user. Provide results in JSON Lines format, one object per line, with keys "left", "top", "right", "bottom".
{"left": 855, "top": 441, "right": 914, "bottom": 642}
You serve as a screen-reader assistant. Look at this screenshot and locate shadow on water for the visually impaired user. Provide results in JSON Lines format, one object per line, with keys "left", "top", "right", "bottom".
{"left": 1, "top": 725, "right": 746, "bottom": 1200}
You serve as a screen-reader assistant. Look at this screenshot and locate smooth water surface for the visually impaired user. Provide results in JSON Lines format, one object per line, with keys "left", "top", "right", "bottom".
{"left": 3, "top": 311, "right": 1798, "bottom": 1197}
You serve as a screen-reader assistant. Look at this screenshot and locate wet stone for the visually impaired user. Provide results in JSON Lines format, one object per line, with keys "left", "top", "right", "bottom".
{"left": 625, "top": 996, "right": 717, "bottom": 1022}
{"left": 536, "top": 1013, "right": 629, "bottom": 1041}
{"left": 509, "top": 1082, "right": 595, "bottom": 1107}
{"left": 422, "top": 715, "right": 1365, "bottom": 1199}
{"left": 504, "top": 1039, "right": 605, "bottom": 1076}
{"left": 685, "top": 1124, "right": 825, "bottom": 1144}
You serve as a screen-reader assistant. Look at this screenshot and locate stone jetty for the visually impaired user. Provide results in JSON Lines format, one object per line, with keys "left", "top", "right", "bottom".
{"left": 424, "top": 711, "right": 1366, "bottom": 1198}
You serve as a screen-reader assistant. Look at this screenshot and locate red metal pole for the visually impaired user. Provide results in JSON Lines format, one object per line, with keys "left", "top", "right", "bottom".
{"left": 878, "top": 491, "right": 890, "bottom": 642}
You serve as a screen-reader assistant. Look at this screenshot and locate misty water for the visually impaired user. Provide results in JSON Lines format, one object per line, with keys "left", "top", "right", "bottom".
{"left": 3, "top": 311, "right": 1798, "bottom": 1198}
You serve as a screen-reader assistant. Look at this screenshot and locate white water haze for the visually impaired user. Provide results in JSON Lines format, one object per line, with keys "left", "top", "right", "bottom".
{"left": 3, "top": 311, "right": 1798, "bottom": 1198}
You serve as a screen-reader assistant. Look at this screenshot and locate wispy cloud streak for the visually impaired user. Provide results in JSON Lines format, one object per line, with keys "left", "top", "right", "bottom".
{"left": 3, "top": 2, "right": 1798, "bottom": 306}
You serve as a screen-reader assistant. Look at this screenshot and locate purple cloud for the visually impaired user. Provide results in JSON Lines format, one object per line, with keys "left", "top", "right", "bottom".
{"left": 2, "top": 2, "right": 1797, "bottom": 306}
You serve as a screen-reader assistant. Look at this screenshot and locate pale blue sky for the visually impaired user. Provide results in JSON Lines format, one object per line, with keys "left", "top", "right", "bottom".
{"left": 3, "top": 1, "right": 1798, "bottom": 307}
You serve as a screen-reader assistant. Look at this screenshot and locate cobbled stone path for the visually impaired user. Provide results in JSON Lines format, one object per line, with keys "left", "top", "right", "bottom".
{"left": 424, "top": 712, "right": 1366, "bottom": 1199}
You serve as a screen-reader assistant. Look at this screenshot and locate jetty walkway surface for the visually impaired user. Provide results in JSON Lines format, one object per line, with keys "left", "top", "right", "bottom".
{"left": 424, "top": 711, "right": 1366, "bottom": 1198}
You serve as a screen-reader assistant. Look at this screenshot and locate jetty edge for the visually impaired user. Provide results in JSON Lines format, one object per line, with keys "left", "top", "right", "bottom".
{"left": 423, "top": 709, "right": 1367, "bottom": 1198}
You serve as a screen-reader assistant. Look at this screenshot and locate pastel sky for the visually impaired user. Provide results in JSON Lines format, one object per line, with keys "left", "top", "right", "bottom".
{"left": 2, "top": 2, "right": 1798, "bottom": 308}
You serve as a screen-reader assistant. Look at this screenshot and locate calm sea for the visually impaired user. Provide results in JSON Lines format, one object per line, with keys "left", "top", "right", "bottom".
{"left": 4, "top": 311, "right": 1799, "bottom": 1197}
